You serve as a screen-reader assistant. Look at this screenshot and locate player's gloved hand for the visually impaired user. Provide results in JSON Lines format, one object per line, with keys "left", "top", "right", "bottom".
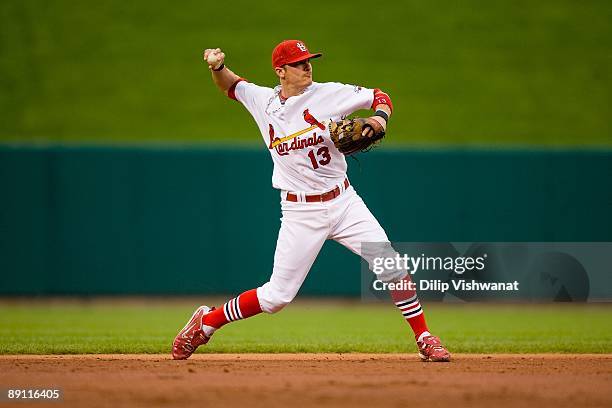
{"left": 329, "top": 117, "right": 386, "bottom": 155}
{"left": 203, "top": 48, "right": 225, "bottom": 70}
{"left": 362, "top": 116, "right": 387, "bottom": 138}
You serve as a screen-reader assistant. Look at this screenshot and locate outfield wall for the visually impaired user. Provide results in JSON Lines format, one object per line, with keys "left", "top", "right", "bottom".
{"left": 1, "top": 147, "right": 610, "bottom": 296}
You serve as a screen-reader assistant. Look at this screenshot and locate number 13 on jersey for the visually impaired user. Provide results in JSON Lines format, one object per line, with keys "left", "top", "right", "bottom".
{"left": 307, "top": 146, "right": 331, "bottom": 169}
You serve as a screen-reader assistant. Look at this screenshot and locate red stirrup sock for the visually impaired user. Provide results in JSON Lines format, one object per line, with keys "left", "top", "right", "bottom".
{"left": 390, "top": 276, "right": 430, "bottom": 340}
{"left": 203, "top": 289, "right": 263, "bottom": 329}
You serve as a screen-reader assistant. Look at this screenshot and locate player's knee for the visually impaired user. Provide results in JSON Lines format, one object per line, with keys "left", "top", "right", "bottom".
{"left": 377, "top": 268, "right": 408, "bottom": 283}
{"left": 367, "top": 243, "right": 408, "bottom": 283}
{"left": 260, "top": 294, "right": 292, "bottom": 314}
{"left": 263, "top": 297, "right": 291, "bottom": 314}
{"left": 256, "top": 284, "right": 296, "bottom": 314}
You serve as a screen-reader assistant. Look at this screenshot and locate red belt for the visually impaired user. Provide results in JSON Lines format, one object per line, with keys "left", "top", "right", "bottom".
{"left": 286, "top": 179, "right": 350, "bottom": 203}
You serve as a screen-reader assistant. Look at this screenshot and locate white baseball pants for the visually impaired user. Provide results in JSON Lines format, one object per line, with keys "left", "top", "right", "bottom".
{"left": 257, "top": 185, "right": 406, "bottom": 313}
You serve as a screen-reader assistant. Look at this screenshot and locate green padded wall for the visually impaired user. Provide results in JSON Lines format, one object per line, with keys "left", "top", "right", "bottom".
{"left": 1, "top": 147, "right": 610, "bottom": 295}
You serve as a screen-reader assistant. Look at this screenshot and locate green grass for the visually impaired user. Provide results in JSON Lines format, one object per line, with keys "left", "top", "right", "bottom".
{"left": 0, "top": 302, "right": 610, "bottom": 354}
{"left": 1, "top": 0, "right": 610, "bottom": 146}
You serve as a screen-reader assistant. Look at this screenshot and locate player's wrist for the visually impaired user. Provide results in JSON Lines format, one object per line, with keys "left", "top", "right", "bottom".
{"left": 370, "top": 114, "right": 387, "bottom": 131}
{"left": 374, "top": 110, "right": 389, "bottom": 123}
{"left": 212, "top": 63, "right": 225, "bottom": 72}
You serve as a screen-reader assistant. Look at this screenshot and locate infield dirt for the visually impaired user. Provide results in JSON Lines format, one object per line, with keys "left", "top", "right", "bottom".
{"left": 1, "top": 354, "right": 611, "bottom": 408}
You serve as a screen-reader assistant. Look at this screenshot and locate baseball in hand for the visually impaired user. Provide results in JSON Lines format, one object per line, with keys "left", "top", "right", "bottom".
{"left": 205, "top": 48, "right": 224, "bottom": 70}
{"left": 207, "top": 53, "right": 220, "bottom": 66}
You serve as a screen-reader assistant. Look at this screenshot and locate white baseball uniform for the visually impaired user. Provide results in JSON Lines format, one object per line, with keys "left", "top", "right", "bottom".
{"left": 230, "top": 80, "right": 405, "bottom": 313}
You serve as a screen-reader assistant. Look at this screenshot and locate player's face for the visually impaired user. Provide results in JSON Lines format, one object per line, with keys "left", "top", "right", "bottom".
{"left": 281, "top": 59, "right": 313, "bottom": 87}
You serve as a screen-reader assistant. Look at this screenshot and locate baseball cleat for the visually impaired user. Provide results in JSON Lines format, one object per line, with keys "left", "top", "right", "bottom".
{"left": 172, "top": 305, "right": 214, "bottom": 360}
{"left": 417, "top": 335, "right": 451, "bottom": 362}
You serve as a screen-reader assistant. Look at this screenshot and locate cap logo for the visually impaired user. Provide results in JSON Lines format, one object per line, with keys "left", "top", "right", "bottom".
{"left": 296, "top": 42, "right": 307, "bottom": 52}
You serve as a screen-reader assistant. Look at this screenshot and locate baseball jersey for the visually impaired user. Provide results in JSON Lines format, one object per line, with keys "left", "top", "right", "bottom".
{"left": 230, "top": 81, "right": 375, "bottom": 193}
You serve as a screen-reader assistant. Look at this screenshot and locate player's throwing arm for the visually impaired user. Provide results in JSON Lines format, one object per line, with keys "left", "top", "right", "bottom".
{"left": 203, "top": 48, "right": 239, "bottom": 96}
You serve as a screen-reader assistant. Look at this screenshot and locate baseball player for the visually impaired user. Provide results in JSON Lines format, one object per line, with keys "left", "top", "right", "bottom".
{"left": 172, "top": 40, "right": 450, "bottom": 362}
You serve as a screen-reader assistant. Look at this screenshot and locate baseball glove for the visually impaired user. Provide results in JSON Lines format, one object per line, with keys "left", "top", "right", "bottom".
{"left": 329, "top": 118, "right": 385, "bottom": 155}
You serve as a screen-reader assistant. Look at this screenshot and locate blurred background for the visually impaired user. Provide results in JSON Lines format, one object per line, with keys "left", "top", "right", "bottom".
{"left": 1, "top": 0, "right": 611, "bottom": 297}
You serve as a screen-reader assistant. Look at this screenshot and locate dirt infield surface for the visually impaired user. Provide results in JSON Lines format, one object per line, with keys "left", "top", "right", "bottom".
{"left": 1, "top": 354, "right": 611, "bottom": 408}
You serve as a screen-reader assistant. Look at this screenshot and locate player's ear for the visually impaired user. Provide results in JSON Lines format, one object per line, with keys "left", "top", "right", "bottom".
{"left": 274, "top": 66, "right": 285, "bottom": 80}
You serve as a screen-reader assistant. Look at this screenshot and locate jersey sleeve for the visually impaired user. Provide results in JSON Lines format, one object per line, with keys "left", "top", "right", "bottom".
{"left": 229, "top": 79, "right": 273, "bottom": 114}
{"left": 328, "top": 83, "right": 375, "bottom": 117}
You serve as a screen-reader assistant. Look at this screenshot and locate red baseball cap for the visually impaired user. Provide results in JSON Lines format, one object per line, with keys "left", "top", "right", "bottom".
{"left": 272, "top": 40, "right": 322, "bottom": 68}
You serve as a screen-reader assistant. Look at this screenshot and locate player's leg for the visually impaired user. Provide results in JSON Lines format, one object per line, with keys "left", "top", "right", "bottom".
{"left": 173, "top": 201, "right": 329, "bottom": 359}
{"left": 329, "top": 187, "right": 450, "bottom": 362}
{"left": 329, "top": 189, "right": 430, "bottom": 338}
{"left": 204, "top": 202, "right": 329, "bottom": 325}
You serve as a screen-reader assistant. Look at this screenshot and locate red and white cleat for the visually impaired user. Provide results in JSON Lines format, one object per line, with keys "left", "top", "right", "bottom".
{"left": 172, "top": 305, "right": 214, "bottom": 360}
{"left": 417, "top": 335, "right": 451, "bottom": 362}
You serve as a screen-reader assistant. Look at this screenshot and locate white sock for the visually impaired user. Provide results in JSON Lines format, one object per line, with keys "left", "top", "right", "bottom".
{"left": 418, "top": 331, "right": 431, "bottom": 342}
{"left": 202, "top": 324, "right": 217, "bottom": 337}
